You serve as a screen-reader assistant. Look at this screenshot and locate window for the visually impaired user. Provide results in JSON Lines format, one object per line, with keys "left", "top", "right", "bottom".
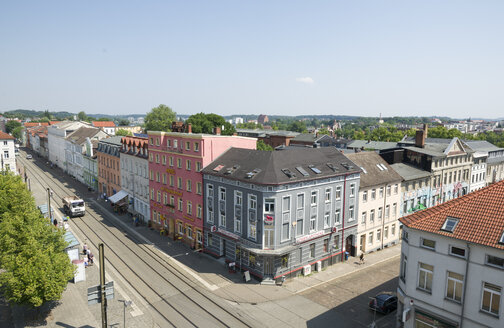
{"left": 186, "top": 160, "right": 191, "bottom": 171}
{"left": 377, "top": 207, "right": 382, "bottom": 220}
{"left": 310, "top": 214, "right": 316, "bottom": 231}
{"left": 178, "top": 198, "right": 183, "bottom": 212}
{"left": 281, "top": 197, "right": 290, "bottom": 239}
{"left": 177, "top": 177, "right": 182, "bottom": 189}
{"left": 3, "top": 151, "right": 9, "bottom": 159}
{"left": 349, "top": 206, "right": 354, "bottom": 221}
{"left": 162, "top": 155, "right": 166, "bottom": 165}
{"left": 394, "top": 184, "right": 398, "bottom": 194}
{"left": 265, "top": 199, "right": 275, "bottom": 212}
{"left": 324, "top": 213, "right": 330, "bottom": 228}
{"left": 334, "top": 235, "right": 340, "bottom": 250}
{"left": 155, "top": 138, "right": 159, "bottom": 146}
{"left": 150, "top": 189, "right": 154, "bottom": 200}
{"left": 155, "top": 154, "right": 159, "bottom": 163}
{"left": 371, "top": 189, "right": 376, "bottom": 200}
{"left": 323, "top": 188, "right": 331, "bottom": 203}
{"left": 194, "top": 142, "right": 199, "bottom": 152}
{"left": 387, "top": 185, "right": 391, "bottom": 196}
{"left": 187, "top": 201, "right": 192, "bottom": 215}
{"left": 481, "top": 282, "right": 501, "bottom": 315}
{"left": 400, "top": 254, "right": 407, "bottom": 282}
{"left": 162, "top": 173, "right": 167, "bottom": 184}
{"left": 384, "top": 226, "right": 388, "bottom": 239}
{"left": 323, "top": 238, "right": 329, "bottom": 252}
{"left": 391, "top": 224, "right": 396, "bottom": 236}
{"left": 169, "top": 157, "right": 173, "bottom": 167}
{"left": 421, "top": 238, "right": 436, "bottom": 250}
{"left": 169, "top": 175, "right": 174, "bottom": 186}
{"left": 156, "top": 172, "right": 160, "bottom": 182}
{"left": 393, "top": 203, "right": 397, "bottom": 217}
{"left": 149, "top": 170, "right": 154, "bottom": 180}
{"left": 186, "top": 180, "right": 192, "bottom": 192}
{"left": 186, "top": 225, "right": 192, "bottom": 239}
{"left": 368, "top": 232, "right": 373, "bottom": 244}
{"left": 361, "top": 211, "right": 367, "bottom": 224}
{"left": 235, "top": 191, "right": 243, "bottom": 206}
{"left": 234, "top": 212, "right": 241, "bottom": 233}
{"left": 379, "top": 187, "right": 384, "bottom": 198}
{"left": 385, "top": 205, "right": 390, "bottom": 219}
{"left": 196, "top": 182, "right": 202, "bottom": 195}
{"left": 177, "top": 158, "right": 181, "bottom": 168}
{"left": 442, "top": 217, "right": 459, "bottom": 232}
{"left": 449, "top": 246, "right": 466, "bottom": 258}
{"left": 186, "top": 141, "right": 190, "bottom": 150}
{"left": 486, "top": 255, "right": 504, "bottom": 269}
{"left": 196, "top": 161, "right": 202, "bottom": 172}
{"left": 197, "top": 204, "right": 202, "bottom": 218}
{"left": 370, "top": 209, "right": 375, "bottom": 222}
{"left": 173, "top": 140, "right": 178, "bottom": 148}
{"left": 310, "top": 243, "right": 315, "bottom": 258}
{"left": 377, "top": 229, "right": 381, "bottom": 242}
{"left": 335, "top": 209, "right": 341, "bottom": 224}
{"left": 163, "top": 192, "right": 168, "bottom": 205}
{"left": 311, "top": 191, "right": 317, "bottom": 205}
{"left": 167, "top": 139, "right": 171, "bottom": 148}
{"left": 418, "top": 263, "right": 433, "bottom": 292}
{"left": 207, "top": 207, "right": 214, "bottom": 224}
{"left": 149, "top": 137, "right": 153, "bottom": 145}
{"left": 350, "top": 184, "right": 355, "bottom": 197}
{"left": 500, "top": 232, "right": 504, "bottom": 245}
{"left": 362, "top": 191, "right": 368, "bottom": 202}
{"left": 446, "top": 272, "right": 463, "bottom": 302}
{"left": 402, "top": 230, "right": 409, "bottom": 243}
{"left": 296, "top": 194, "right": 304, "bottom": 236}
{"left": 207, "top": 233, "right": 213, "bottom": 246}
{"left": 335, "top": 186, "right": 341, "bottom": 200}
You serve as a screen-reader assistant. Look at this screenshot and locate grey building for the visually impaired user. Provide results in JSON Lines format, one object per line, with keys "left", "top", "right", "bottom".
{"left": 202, "top": 147, "right": 361, "bottom": 282}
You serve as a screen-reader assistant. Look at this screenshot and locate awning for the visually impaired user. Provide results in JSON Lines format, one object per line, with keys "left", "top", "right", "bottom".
{"left": 108, "top": 190, "right": 129, "bottom": 204}
{"left": 64, "top": 231, "right": 80, "bottom": 249}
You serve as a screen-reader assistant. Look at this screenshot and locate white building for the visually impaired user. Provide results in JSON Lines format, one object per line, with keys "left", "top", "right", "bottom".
{"left": 0, "top": 131, "right": 16, "bottom": 174}
{"left": 83, "top": 138, "right": 99, "bottom": 191}
{"left": 398, "top": 180, "right": 504, "bottom": 328}
{"left": 92, "top": 121, "right": 116, "bottom": 135}
{"left": 469, "top": 151, "right": 487, "bottom": 192}
{"left": 65, "top": 126, "right": 108, "bottom": 184}
{"left": 48, "top": 121, "right": 89, "bottom": 170}
{"left": 346, "top": 152, "right": 402, "bottom": 255}
{"left": 119, "top": 136, "right": 150, "bottom": 223}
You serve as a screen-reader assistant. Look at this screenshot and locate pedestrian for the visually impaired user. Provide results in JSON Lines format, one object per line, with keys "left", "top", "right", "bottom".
{"left": 359, "top": 253, "right": 365, "bottom": 265}
{"left": 53, "top": 218, "right": 58, "bottom": 227}
{"left": 88, "top": 251, "right": 94, "bottom": 265}
{"left": 83, "top": 243, "right": 88, "bottom": 255}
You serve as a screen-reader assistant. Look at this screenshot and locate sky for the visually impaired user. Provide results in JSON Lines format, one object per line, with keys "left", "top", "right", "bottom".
{"left": 1, "top": 1, "right": 503, "bottom": 119}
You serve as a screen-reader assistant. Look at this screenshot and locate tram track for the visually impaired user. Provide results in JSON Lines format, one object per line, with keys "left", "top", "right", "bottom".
{"left": 19, "top": 153, "right": 254, "bottom": 328}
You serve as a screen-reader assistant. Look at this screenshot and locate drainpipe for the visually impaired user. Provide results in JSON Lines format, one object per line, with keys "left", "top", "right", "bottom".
{"left": 381, "top": 184, "right": 388, "bottom": 250}
{"left": 341, "top": 173, "right": 349, "bottom": 261}
{"left": 460, "top": 243, "right": 471, "bottom": 328}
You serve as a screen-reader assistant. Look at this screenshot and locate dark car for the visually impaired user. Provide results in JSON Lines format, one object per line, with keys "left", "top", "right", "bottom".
{"left": 369, "top": 292, "right": 397, "bottom": 314}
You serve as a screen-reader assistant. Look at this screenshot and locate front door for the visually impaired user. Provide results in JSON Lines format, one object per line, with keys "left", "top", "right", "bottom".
{"left": 360, "top": 234, "right": 366, "bottom": 252}
{"left": 264, "top": 257, "right": 274, "bottom": 278}
{"left": 264, "top": 229, "right": 274, "bottom": 249}
{"left": 346, "top": 235, "right": 354, "bottom": 257}
{"left": 220, "top": 239, "right": 226, "bottom": 257}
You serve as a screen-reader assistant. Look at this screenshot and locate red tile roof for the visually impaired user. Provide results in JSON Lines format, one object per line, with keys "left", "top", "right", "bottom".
{"left": 0, "top": 131, "right": 14, "bottom": 140}
{"left": 400, "top": 180, "right": 504, "bottom": 250}
{"left": 24, "top": 122, "right": 49, "bottom": 127}
{"left": 92, "top": 121, "right": 116, "bottom": 127}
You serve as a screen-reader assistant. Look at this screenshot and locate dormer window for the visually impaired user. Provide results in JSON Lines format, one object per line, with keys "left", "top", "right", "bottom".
{"left": 499, "top": 232, "right": 504, "bottom": 245}
{"left": 441, "top": 217, "right": 459, "bottom": 233}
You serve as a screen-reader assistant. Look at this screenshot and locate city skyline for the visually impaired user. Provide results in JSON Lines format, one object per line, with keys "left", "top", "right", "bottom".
{"left": 1, "top": 1, "right": 503, "bottom": 118}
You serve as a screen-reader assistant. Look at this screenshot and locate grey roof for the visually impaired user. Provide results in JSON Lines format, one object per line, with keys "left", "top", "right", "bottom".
{"left": 99, "top": 136, "right": 123, "bottom": 146}
{"left": 66, "top": 127, "right": 103, "bottom": 145}
{"left": 236, "top": 129, "right": 299, "bottom": 137}
{"left": 463, "top": 140, "right": 503, "bottom": 152}
{"left": 51, "top": 121, "right": 89, "bottom": 131}
{"left": 291, "top": 133, "right": 330, "bottom": 143}
{"left": 345, "top": 152, "right": 402, "bottom": 188}
{"left": 389, "top": 163, "right": 431, "bottom": 181}
{"left": 402, "top": 138, "right": 473, "bottom": 158}
{"left": 347, "top": 140, "right": 398, "bottom": 150}
{"left": 203, "top": 147, "right": 361, "bottom": 185}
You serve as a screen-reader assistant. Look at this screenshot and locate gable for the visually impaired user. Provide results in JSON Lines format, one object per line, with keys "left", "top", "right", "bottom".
{"left": 444, "top": 138, "right": 466, "bottom": 156}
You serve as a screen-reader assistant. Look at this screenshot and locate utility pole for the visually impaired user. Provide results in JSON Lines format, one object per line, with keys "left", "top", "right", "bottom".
{"left": 99, "top": 243, "right": 108, "bottom": 328}
{"left": 28, "top": 178, "right": 31, "bottom": 191}
{"left": 47, "top": 188, "right": 52, "bottom": 222}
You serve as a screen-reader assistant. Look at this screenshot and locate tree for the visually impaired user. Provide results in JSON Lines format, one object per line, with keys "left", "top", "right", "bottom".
{"left": 257, "top": 140, "right": 274, "bottom": 151}
{"left": 12, "top": 126, "right": 23, "bottom": 140}
{"left": 144, "top": 104, "right": 176, "bottom": 132}
{"left": 118, "top": 118, "right": 130, "bottom": 126}
{"left": 41, "top": 110, "right": 52, "bottom": 120}
{"left": 287, "top": 121, "right": 306, "bottom": 133}
{"left": 77, "top": 111, "right": 87, "bottom": 121}
{"left": 97, "top": 117, "right": 112, "bottom": 121}
{"left": 186, "top": 113, "right": 236, "bottom": 135}
{"left": 5, "top": 120, "right": 21, "bottom": 134}
{"left": 0, "top": 174, "right": 74, "bottom": 308}
{"left": 115, "top": 129, "right": 132, "bottom": 136}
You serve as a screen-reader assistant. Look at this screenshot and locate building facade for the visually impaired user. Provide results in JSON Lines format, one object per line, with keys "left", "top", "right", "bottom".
{"left": 398, "top": 180, "right": 504, "bottom": 328}
{"left": 203, "top": 148, "right": 361, "bottom": 282}
{"left": 92, "top": 121, "right": 116, "bottom": 135}
{"left": 469, "top": 151, "right": 487, "bottom": 192}
{"left": 147, "top": 129, "right": 256, "bottom": 249}
{"left": 346, "top": 152, "right": 402, "bottom": 255}
{"left": 389, "top": 163, "right": 432, "bottom": 217}
{"left": 97, "top": 136, "right": 123, "bottom": 197}
{"left": 0, "top": 131, "right": 16, "bottom": 174}
{"left": 120, "top": 136, "right": 150, "bottom": 224}
{"left": 82, "top": 138, "right": 99, "bottom": 191}
{"left": 48, "top": 121, "right": 88, "bottom": 170}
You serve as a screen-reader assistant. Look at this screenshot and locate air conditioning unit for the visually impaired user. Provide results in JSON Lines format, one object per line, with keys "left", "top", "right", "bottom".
{"left": 302, "top": 265, "right": 311, "bottom": 276}
{"left": 316, "top": 261, "right": 322, "bottom": 272}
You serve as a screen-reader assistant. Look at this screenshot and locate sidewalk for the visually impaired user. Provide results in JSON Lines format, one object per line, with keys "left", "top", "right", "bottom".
{"left": 91, "top": 195, "right": 401, "bottom": 304}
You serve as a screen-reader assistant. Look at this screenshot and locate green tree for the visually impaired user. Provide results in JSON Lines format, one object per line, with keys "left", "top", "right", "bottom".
{"left": 115, "top": 129, "right": 132, "bottom": 136}
{"left": 12, "top": 126, "right": 23, "bottom": 140}
{"left": 287, "top": 121, "right": 306, "bottom": 133}
{"left": 118, "top": 118, "right": 130, "bottom": 126}
{"left": 0, "top": 174, "right": 74, "bottom": 308}
{"left": 97, "top": 117, "right": 112, "bottom": 121}
{"left": 41, "top": 110, "right": 52, "bottom": 120}
{"left": 77, "top": 111, "right": 87, "bottom": 121}
{"left": 186, "top": 113, "right": 236, "bottom": 136}
{"left": 317, "top": 128, "right": 331, "bottom": 136}
{"left": 257, "top": 140, "right": 274, "bottom": 151}
{"left": 5, "top": 120, "right": 22, "bottom": 134}
{"left": 144, "top": 104, "right": 177, "bottom": 132}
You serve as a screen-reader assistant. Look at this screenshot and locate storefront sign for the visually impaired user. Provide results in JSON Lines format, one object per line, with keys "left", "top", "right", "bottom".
{"left": 296, "top": 230, "right": 326, "bottom": 244}
{"left": 183, "top": 215, "right": 194, "bottom": 222}
{"left": 166, "top": 168, "right": 175, "bottom": 174}
{"left": 217, "top": 228, "right": 239, "bottom": 240}
{"left": 161, "top": 187, "right": 183, "bottom": 196}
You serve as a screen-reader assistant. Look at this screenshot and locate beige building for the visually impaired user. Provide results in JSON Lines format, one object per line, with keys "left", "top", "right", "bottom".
{"left": 115, "top": 125, "right": 143, "bottom": 135}
{"left": 346, "top": 152, "right": 402, "bottom": 255}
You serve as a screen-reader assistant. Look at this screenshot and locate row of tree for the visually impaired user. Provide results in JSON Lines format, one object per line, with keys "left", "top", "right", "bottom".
{"left": 0, "top": 173, "right": 74, "bottom": 308}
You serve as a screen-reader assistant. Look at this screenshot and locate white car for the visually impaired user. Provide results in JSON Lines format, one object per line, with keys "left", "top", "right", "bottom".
{"left": 26, "top": 154, "right": 32, "bottom": 159}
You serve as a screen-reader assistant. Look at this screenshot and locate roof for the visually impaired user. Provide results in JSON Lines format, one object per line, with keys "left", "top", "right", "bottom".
{"left": 0, "top": 131, "right": 14, "bottom": 140}
{"left": 347, "top": 140, "right": 398, "bottom": 150}
{"left": 92, "top": 121, "right": 116, "bottom": 128}
{"left": 400, "top": 137, "right": 473, "bottom": 158}
{"left": 24, "top": 122, "right": 49, "bottom": 127}
{"left": 400, "top": 179, "right": 504, "bottom": 250}
{"left": 98, "top": 136, "right": 123, "bottom": 146}
{"left": 345, "top": 152, "right": 402, "bottom": 188}
{"left": 203, "top": 147, "right": 361, "bottom": 185}
{"left": 463, "top": 140, "right": 503, "bottom": 153}
{"left": 236, "top": 129, "right": 299, "bottom": 138}
{"left": 66, "top": 126, "right": 104, "bottom": 145}
{"left": 389, "top": 163, "right": 431, "bottom": 181}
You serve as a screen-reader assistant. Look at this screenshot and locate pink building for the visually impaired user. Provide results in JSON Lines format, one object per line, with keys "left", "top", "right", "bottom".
{"left": 148, "top": 130, "right": 256, "bottom": 249}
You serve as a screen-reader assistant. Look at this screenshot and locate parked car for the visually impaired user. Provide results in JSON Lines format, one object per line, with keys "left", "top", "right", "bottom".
{"left": 369, "top": 292, "right": 397, "bottom": 314}
{"left": 26, "top": 154, "right": 32, "bottom": 159}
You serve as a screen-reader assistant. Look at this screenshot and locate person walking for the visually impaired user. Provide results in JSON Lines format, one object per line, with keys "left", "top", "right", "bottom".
{"left": 83, "top": 243, "right": 88, "bottom": 255}
{"left": 359, "top": 252, "right": 365, "bottom": 265}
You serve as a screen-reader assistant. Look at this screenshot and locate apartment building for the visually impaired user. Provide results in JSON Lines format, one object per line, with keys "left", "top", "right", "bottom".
{"left": 48, "top": 121, "right": 89, "bottom": 170}
{"left": 97, "top": 136, "right": 123, "bottom": 197}
{"left": 82, "top": 138, "right": 99, "bottom": 191}
{"left": 398, "top": 180, "right": 504, "bottom": 328}
{"left": 92, "top": 121, "right": 116, "bottom": 135}
{"left": 389, "top": 163, "right": 432, "bottom": 217}
{"left": 346, "top": 152, "right": 402, "bottom": 255}
{"left": 202, "top": 148, "right": 361, "bottom": 282}
{"left": 0, "top": 131, "right": 16, "bottom": 174}
{"left": 147, "top": 125, "right": 256, "bottom": 249}
{"left": 120, "top": 136, "right": 150, "bottom": 224}
{"left": 464, "top": 140, "right": 504, "bottom": 186}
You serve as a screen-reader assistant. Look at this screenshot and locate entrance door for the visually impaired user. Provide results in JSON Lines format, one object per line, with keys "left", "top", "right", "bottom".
{"left": 346, "top": 235, "right": 354, "bottom": 256}
{"left": 264, "top": 257, "right": 274, "bottom": 278}
{"left": 360, "top": 234, "right": 366, "bottom": 252}
{"left": 264, "top": 229, "right": 274, "bottom": 249}
{"left": 220, "top": 239, "right": 227, "bottom": 257}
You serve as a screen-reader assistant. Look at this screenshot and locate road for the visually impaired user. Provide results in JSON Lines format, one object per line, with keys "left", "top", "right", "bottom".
{"left": 15, "top": 148, "right": 401, "bottom": 328}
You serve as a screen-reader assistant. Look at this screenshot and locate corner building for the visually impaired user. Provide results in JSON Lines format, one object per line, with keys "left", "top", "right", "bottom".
{"left": 203, "top": 148, "right": 361, "bottom": 282}
{"left": 147, "top": 130, "right": 256, "bottom": 250}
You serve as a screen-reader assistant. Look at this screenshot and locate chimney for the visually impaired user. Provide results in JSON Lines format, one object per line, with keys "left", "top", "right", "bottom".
{"left": 415, "top": 124, "right": 428, "bottom": 148}
{"left": 187, "top": 123, "right": 192, "bottom": 134}
{"left": 214, "top": 127, "right": 221, "bottom": 135}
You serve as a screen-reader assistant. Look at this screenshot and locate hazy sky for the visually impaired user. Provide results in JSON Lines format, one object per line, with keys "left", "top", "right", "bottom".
{"left": 1, "top": 1, "right": 503, "bottom": 118}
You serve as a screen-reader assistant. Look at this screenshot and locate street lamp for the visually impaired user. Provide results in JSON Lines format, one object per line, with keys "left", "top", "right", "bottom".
{"left": 119, "top": 299, "right": 132, "bottom": 327}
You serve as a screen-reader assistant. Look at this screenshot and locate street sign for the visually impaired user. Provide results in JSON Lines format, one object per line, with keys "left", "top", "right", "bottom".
{"left": 87, "top": 281, "right": 115, "bottom": 305}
